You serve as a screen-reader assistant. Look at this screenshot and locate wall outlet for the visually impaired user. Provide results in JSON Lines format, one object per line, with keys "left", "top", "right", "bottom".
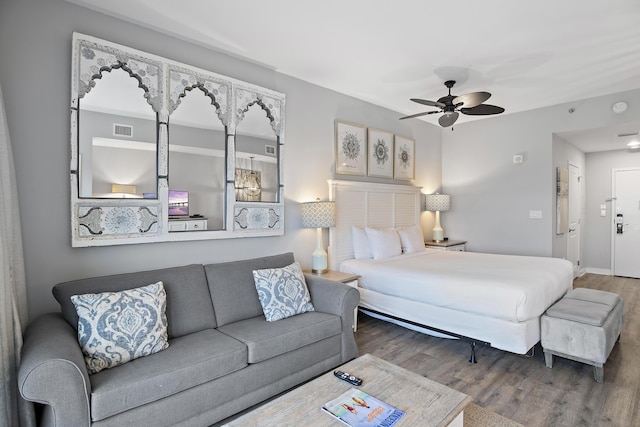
{"left": 529, "top": 210, "right": 543, "bottom": 219}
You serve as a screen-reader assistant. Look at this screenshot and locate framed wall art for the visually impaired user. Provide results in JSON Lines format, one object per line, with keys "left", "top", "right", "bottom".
{"left": 367, "top": 128, "right": 394, "bottom": 178}
{"left": 393, "top": 135, "right": 415, "bottom": 180}
{"left": 335, "top": 120, "right": 366, "bottom": 176}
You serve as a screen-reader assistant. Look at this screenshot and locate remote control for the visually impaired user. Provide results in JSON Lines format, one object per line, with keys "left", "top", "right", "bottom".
{"left": 334, "top": 370, "right": 363, "bottom": 386}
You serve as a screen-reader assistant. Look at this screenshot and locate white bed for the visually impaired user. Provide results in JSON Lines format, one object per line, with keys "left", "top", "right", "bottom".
{"left": 327, "top": 180, "right": 574, "bottom": 356}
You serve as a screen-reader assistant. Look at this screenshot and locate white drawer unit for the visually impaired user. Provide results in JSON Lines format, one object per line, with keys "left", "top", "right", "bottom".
{"left": 425, "top": 240, "right": 467, "bottom": 252}
{"left": 168, "top": 218, "right": 208, "bottom": 232}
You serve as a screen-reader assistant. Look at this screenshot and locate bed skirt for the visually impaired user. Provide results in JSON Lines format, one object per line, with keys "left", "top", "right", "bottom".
{"left": 358, "top": 287, "right": 539, "bottom": 355}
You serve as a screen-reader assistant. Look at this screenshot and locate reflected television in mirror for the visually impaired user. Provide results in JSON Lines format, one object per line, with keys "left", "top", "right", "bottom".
{"left": 168, "top": 190, "right": 189, "bottom": 217}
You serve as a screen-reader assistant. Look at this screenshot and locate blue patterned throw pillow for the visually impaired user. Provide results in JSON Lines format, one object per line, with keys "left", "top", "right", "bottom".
{"left": 253, "top": 261, "right": 315, "bottom": 322}
{"left": 70, "top": 282, "right": 169, "bottom": 374}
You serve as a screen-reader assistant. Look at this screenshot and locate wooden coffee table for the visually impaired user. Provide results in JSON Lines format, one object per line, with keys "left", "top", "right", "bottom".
{"left": 224, "top": 353, "right": 471, "bottom": 426}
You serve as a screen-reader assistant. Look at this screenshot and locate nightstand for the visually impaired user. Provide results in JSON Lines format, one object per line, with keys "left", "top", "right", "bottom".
{"left": 305, "top": 270, "right": 360, "bottom": 332}
{"left": 425, "top": 240, "right": 467, "bottom": 252}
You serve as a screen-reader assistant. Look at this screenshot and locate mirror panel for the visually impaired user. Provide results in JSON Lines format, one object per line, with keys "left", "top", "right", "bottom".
{"left": 169, "top": 87, "right": 226, "bottom": 230}
{"left": 78, "top": 68, "right": 157, "bottom": 198}
{"left": 235, "top": 104, "right": 278, "bottom": 202}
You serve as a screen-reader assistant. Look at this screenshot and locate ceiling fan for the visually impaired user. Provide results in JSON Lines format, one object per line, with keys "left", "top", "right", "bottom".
{"left": 400, "top": 80, "right": 505, "bottom": 127}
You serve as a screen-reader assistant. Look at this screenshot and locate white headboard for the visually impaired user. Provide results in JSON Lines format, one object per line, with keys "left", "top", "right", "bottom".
{"left": 327, "top": 180, "right": 422, "bottom": 270}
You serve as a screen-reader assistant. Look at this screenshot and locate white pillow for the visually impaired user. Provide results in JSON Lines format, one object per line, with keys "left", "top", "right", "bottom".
{"left": 398, "top": 225, "right": 425, "bottom": 254}
{"left": 71, "top": 282, "right": 169, "bottom": 374}
{"left": 365, "top": 227, "right": 402, "bottom": 260}
{"left": 352, "top": 226, "right": 372, "bottom": 259}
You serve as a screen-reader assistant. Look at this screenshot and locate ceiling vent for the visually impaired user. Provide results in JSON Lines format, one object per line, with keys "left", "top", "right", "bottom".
{"left": 113, "top": 123, "right": 133, "bottom": 138}
{"left": 617, "top": 132, "right": 639, "bottom": 138}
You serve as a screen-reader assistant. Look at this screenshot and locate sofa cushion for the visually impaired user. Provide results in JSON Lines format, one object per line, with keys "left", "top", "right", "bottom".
{"left": 71, "top": 282, "right": 169, "bottom": 374}
{"left": 205, "top": 252, "right": 296, "bottom": 327}
{"left": 53, "top": 264, "right": 216, "bottom": 338}
{"left": 217, "top": 311, "right": 341, "bottom": 363}
{"left": 89, "top": 328, "right": 247, "bottom": 422}
{"left": 253, "top": 261, "right": 315, "bottom": 322}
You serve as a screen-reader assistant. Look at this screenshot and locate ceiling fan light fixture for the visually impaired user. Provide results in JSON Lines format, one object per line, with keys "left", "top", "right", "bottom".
{"left": 400, "top": 80, "right": 504, "bottom": 127}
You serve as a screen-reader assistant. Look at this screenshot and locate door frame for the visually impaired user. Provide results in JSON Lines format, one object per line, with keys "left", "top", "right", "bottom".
{"left": 610, "top": 167, "right": 640, "bottom": 276}
{"left": 566, "top": 161, "right": 582, "bottom": 277}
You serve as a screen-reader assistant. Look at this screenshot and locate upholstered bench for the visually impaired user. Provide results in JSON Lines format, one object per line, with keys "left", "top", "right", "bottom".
{"left": 541, "top": 288, "right": 624, "bottom": 383}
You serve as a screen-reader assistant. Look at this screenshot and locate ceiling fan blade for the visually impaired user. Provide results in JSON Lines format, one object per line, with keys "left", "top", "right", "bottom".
{"left": 452, "top": 91, "right": 491, "bottom": 108}
{"left": 410, "top": 98, "right": 446, "bottom": 108}
{"left": 399, "top": 110, "right": 440, "bottom": 120}
{"left": 460, "top": 104, "right": 505, "bottom": 116}
{"left": 438, "top": 112, "right": 459, "bottom": 127}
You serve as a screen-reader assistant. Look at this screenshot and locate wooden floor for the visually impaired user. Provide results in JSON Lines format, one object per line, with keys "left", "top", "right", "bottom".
{"left": 355, "top": 274, "right": 640, "bottom": 427}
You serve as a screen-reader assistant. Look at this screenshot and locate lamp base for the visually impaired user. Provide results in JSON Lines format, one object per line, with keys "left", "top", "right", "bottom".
{"left": 432, "top": 228, "right": 444, "bottom": 242}
{"left": 311, "top": 229, "right": 328, "bottom": 274}
{"left": 432, "top": 211, "right": 445, "bottom": 242}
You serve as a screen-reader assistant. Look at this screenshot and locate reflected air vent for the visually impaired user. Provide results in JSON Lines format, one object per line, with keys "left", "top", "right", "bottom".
{"left": 113, "top": 124, "right": 133, "bottom": 137}
{"left": 265, "top": 145, "right": 276, "bottom": 156}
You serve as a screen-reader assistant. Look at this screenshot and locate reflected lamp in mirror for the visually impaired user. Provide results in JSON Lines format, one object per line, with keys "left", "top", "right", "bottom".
{"left": 111, "top": 184, "right": 138, "bottom": 198}
{"left": 424, "top": 193, "right": 450, "bottom": 242}
{"left": 301, "top": 199, "right": 336, "bottom": 274}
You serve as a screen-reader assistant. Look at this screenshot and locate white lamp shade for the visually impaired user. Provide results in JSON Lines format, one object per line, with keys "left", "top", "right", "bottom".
{"left": 301, "top": 200, "right": 336, "bottom": 228}
{"left": 424, "top": 193, "right": 451, "bottom": 212}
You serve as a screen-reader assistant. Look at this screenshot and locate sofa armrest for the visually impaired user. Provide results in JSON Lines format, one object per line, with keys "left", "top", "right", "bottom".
{"left": 19, "top": 313, "right": 91, "bottom": 427}
{"left": 305, "top": 274, "right": 360, "bottom": 362}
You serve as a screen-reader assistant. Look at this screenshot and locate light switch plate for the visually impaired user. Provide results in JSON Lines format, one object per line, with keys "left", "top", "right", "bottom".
{"left": 529, "top": 210, "right": 543, "bottom": 219}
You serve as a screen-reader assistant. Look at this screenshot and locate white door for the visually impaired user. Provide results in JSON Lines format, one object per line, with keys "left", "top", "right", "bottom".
{"left": 567, "top": 163, "right": 581, "bottom": 277}
{"left": 613, "top": 168, "right": 640, "bottom": 278}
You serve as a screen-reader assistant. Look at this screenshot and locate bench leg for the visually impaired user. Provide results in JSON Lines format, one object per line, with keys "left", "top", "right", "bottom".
{"left": 544, "top": 351, "right": 553, "bottom": 368}
{"left": 593, "top": 365, "right": 604, "bottom": 383}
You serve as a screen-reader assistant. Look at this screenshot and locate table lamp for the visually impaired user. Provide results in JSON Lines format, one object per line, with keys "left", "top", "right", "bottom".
{"left": 424, "top": 193, "right": 450, "bottom": 242}
{"left": 301, "top": 199, "right": 336, "bottom": 274}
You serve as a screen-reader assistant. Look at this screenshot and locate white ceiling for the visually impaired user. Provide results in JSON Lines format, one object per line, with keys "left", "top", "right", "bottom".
{"left": 67, "top": 0, "right": 640, "bottom": 152}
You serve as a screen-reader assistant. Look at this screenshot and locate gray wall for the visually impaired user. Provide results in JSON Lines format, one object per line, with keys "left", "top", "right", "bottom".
{"left": 584, "top": 150, "right": 640, "bottom": 273}
{"left": 442, "top": 89, "right": 640, "bottom": 257}
{"left": 0, "top": 0, "right": 441, "bottom": 320}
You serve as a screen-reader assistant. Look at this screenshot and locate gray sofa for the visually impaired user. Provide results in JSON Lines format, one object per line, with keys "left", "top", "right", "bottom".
{"left": 18, "top": 252, "right": 359, "bottom": 426}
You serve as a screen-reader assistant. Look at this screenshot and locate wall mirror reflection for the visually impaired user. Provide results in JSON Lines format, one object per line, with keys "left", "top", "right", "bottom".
{"left": 168, "top": 86, "right": 226, "bottom": 231}
{"left": 235, "top": 104, "right": 279, "bottom": 203}
{"left": 71, "top": 33, "right": 285, "bottom": 246}
{"left": 78, "top": 68, "right": 158, "bottom": 199}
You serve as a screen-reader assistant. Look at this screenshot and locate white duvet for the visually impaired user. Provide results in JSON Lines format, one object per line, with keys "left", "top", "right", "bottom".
{"left": 341, "top": 250, "right": 573, "bottom": 323}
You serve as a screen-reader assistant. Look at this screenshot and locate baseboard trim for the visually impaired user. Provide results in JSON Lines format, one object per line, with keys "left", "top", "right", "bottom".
{"left": 585, "top": 268, "right": 612, "bottom": 276}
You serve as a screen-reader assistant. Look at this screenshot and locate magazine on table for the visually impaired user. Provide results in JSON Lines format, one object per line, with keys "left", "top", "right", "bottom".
{"left": 322, "top": 387, "right": 405, "bottom": 426}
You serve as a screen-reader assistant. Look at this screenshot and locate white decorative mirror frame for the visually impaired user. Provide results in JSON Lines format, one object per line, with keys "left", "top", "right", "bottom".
{"left": 70, "top": 33, "right": 285, "bottom": 247}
